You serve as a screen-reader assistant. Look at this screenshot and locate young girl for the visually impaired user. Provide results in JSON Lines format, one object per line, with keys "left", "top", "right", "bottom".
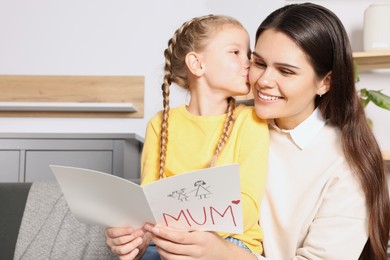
{"left": 106, "top": 14, "right": 269, "bottom": 259}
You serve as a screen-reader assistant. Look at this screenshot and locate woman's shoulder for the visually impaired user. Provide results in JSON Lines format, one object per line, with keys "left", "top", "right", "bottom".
{"left": 320, "top": 123, "right": 343, "bottom": 146}
{"left": 313, "top": 124, "right": 356, "bottom": 176}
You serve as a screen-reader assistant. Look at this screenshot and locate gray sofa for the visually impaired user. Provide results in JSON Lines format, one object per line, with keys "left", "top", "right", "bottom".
{"left": 1, "top": 182, "right": 389, "bottom": 260}
{"left": 0, "top": 182, "right": 116, "bottom": 260}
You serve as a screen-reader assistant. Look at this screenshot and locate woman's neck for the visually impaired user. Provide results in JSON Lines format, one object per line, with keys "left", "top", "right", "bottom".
{"left": 274, "top": 107, "right": 316, "bottom": 130}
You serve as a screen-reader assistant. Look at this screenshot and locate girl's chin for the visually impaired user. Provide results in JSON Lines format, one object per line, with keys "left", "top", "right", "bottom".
{"left": 237, "top": 87, "right": 251, "bottom": 96}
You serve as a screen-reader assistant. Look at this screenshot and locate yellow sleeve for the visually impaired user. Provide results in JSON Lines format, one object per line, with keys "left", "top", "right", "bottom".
{"left": 218, "top": 107, "right": 269, "bottom": 254}
{"left": 239, "top": 111, "right": 268, "bottom": 232}
{"left": 140, "top": 115, "right": 162, "bottom": 186}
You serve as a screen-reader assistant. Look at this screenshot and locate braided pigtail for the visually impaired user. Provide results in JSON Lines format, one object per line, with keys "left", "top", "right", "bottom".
{"left": 210, "top": 97, "right": 237, "bottom": 167}
{"left": 159, "top": 17, "right": 201, "bottom": 179}
{"left": 159, "top": 62, "right": 170, "bottom": 180}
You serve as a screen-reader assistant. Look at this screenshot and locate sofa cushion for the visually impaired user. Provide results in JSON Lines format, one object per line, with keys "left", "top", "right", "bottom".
{"left": 14, "top": 182, "right": 116, "bottom": 259}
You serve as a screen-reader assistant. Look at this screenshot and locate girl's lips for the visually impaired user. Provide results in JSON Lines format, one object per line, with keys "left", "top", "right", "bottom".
{"left": 243, "top": 74, "right": 249, "bottom": 83}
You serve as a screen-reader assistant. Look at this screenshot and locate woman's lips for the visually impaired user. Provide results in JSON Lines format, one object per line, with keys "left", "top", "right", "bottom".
{"left": 256, "top": 90, "right": 281, "bottom": 101}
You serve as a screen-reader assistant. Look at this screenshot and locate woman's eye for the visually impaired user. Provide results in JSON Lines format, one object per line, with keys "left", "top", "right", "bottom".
{"left": 253, "top": 60, "right": 266, "bottom": 67}
{"left": 279, "top": 69, "right": 294, "bottom": 75}
{"left": 251, "top": 56, "right": 266, "bottom": 67}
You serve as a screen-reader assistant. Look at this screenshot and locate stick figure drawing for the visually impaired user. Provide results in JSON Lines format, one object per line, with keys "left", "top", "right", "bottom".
{"left": 192, "top": 180, "right": 211, "bottom": 199}
{"left": 167, "top": 188, "right": 188, "bottom": 202}
{"left": 167, "top": 180, "right": 212, "bottom": 202}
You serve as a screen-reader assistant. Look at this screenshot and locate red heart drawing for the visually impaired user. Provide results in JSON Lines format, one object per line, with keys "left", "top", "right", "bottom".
{"left": 231, "top": 200, "right": 240, "bottom": 205}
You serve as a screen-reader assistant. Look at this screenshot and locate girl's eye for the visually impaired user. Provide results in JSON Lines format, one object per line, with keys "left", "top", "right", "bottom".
{"left": 232, "top": 50, "right": 239, "bottom": 55}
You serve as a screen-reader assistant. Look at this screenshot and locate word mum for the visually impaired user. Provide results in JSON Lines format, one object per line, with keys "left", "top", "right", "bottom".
{"left": 162, "top": 205, "right": 238, "bottom": 227}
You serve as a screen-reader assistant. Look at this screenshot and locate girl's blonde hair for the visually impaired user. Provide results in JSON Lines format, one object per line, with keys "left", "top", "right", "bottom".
{"left": 159, "top": 14, "right": 244, "bottom": 179}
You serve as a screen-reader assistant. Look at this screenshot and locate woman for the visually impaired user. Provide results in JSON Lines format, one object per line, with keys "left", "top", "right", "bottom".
{"left": 113, "top": 3, "right": 390, "bottom": 259}
{"left": 250, "top": 3, "right": 389, "bottom": 259}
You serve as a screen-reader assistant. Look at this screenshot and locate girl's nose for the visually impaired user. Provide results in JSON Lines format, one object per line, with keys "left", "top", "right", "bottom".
{"left": 244, "top": 57, "right": 251, "bottom": 69}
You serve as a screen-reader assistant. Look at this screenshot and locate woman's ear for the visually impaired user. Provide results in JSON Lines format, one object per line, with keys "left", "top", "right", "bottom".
{"left": 185, "top": 52, "right": 204, "bottom": 76}
{"left": 317, "top": 71, "right": 331, "bottom": 96}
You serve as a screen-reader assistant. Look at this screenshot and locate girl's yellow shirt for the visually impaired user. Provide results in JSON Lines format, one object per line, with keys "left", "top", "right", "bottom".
{"left": 141, "top": 104, "right": 269, "bottom": 254}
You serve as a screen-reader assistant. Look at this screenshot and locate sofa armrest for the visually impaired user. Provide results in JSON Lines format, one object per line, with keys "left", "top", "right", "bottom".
{"left": 0, "top": 182, "right": 32, "bottom": 260}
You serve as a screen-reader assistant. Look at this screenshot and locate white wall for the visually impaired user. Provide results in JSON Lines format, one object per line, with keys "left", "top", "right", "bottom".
{"left": 0, "top": 0, "right": 388, "bottom": 151}
{"left": 0, "top": 0, "right": 282, "bottom": 137}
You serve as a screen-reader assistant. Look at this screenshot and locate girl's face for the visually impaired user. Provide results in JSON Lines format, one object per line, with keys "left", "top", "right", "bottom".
{"left": 199, "top": 24, "right": 251, "bottom": 98}
{"left": 249, "top": 29, "right": 329, "bottom": 130}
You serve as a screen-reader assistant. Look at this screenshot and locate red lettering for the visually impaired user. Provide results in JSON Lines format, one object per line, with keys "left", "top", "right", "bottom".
{"left": 161, "top": 205, "right": 237, "bottom": 228}
{"left": 186, "top": 207, "right": 207, "bottom": 225}
{"left": 163, "top": 210, "right": 191, "bottom": 227}
{"left": 210, "top": 205, "right": 237, "bottom": 226}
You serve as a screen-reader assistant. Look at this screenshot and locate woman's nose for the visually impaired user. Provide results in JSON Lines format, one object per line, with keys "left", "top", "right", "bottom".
{"left": 254, "top": 68, "right": 276, "bottom": 88}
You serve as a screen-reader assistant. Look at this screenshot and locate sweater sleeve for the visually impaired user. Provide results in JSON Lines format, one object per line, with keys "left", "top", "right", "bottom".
{"left": 294, "top": 166, "right": 368, "bottom": 260}
{"left": 219, "top": 107, "right": 269, "bottom": 254}
{"left": 240, "top": 110, "right": 269, "bottom": 252}
{"left": 141, "top": 115, "right": 162, "bottom": 186}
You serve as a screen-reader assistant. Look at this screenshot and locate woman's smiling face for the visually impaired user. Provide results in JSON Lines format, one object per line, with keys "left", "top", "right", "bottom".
{"left": 249, "top": 29, "right": 329, "bottom": 130}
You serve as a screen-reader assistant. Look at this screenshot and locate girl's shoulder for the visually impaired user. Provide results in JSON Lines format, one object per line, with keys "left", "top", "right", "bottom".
{"left": 234, "top": 103, "right": 251, "bottom": 114}
{"left": 147, "top": 105, "right": 185, "bottom": 126}
{"left": 235, "top": 104, "right": 267, "bottom": 124}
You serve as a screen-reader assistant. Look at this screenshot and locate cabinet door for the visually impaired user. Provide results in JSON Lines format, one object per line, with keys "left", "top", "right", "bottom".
{"left": 25, "top": 151, "right": 112, "bottom": 182}
{"left": 0, "top": 151, "right": 20, "bottom": 182}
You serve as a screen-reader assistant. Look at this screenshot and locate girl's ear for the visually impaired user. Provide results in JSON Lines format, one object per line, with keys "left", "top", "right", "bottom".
{"left": 185, "top": 52, "right": 204, "bottom": 76}
{"left": 317, "top": 71, "right": 331, "bottom": 96}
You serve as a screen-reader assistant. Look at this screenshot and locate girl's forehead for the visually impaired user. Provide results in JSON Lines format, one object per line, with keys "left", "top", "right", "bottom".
{"left": 209, "top": 25, "right": 249, "bottom": 45}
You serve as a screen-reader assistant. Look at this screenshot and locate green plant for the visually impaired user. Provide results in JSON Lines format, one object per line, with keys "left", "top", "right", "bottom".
{"left": 354, "top": 62, "right": 390, "bottom": 127}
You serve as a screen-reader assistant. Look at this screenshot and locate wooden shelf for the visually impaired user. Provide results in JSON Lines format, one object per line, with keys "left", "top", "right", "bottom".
{"left": 353, "top": 51, "right": 390, "bottom": 71}
{"left": 0, "top": 75, "right": 144, "bottom": 118}
{"left": 0, "top": 102, "right": 138, "bottom": 112}
{"left": 383, "top": 151, "right": 390, "bottom": 161}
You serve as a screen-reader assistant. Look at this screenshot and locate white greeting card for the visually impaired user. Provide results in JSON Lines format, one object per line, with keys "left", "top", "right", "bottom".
{"left": 50, "top": 164, "right": 243, "bottom": 234}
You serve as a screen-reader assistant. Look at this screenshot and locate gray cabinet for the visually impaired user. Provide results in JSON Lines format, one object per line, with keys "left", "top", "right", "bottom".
{"left": 0, "top": 133, "right": 143, "bottom": 183}
{"left": 0, "top": 151, "right": 20, "bottom": 182}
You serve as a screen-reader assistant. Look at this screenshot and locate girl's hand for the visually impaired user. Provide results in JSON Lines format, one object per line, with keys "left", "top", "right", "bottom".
{"left": 144, "top": 224, "right": 255, "bottom": 260}
{"left": 105, "top": 226, "right": 150, "bottom": 260}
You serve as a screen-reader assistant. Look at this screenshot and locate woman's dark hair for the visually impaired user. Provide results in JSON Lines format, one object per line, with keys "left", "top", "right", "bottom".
{"left": 256, "top": 3, "right": 389, "bottom": 259}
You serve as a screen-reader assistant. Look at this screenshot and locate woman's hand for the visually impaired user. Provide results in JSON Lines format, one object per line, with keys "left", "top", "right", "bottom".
{"left": 144, "top": 224, "right": 256, "bottom": 260}
{"left": 105, "top": 226, "right": 150, "bottom": 260}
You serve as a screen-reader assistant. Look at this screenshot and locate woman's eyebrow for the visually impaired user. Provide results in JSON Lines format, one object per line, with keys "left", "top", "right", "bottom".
{"left": 252, "top": 51, "right": 300, "bottom": 69}
{"left": 252, "top": 51, "right": 261, "bottom": 58}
